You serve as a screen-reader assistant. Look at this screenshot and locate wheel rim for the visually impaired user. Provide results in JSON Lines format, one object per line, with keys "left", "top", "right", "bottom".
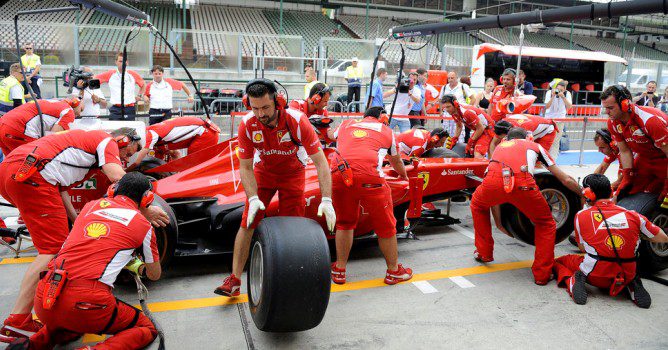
{"left": 650, "top": 213, "right": 668, "bottom": 257}
{"left": 541, "top": 188, "right": 569, "bottom": 229}
{"left": 249, "top": 241, "right": 264, "bottom": 306}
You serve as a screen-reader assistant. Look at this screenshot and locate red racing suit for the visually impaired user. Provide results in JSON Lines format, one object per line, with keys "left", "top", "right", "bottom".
{"left": 331, "top": 117, "right": 398, "bottom": 238}
{"left": 608, "top": 105, "right": 668, "bottom": 195}
{"left": 288, "top": 99, "right": 335, "bottom": 144}
{"left": 237, "top": 108, "right": 321, "bottom": 229}
{"left": 0, "top": 130, "right": 122, "bottom": 254}
{"left": 470, "top": 138, "right": 557, "bottom": 282}
{"left": 502, "top": 114, "right": 558, "bottom": 152}
{"left": 554, "top": 200, "right": 661, "bottom": 293}
{"left": 29, "top": 196, "right": 159, "bottom": 350}
{"left": 396, "top": 128, "right": 433, "bottom": 157}
{"left": 0, "top": 100, "right": 75, "bottom": 155}
{"left": 452, "top": 104, "right": 494, "bottom": 156}
{"left": 489, "top": 85, "right": 515, "bottom": 122}
{"left": 145, "top": 116, "right": 220, "bottom": 158}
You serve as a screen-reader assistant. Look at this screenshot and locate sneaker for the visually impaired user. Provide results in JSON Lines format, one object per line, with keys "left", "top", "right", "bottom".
{"left": 473, "top": 250, "right": 493, "bottom": 263}
{"left": 213, "top": 274, "right": 241, "bottom": 297}
{"left": 1, "top": 314, "right": 42, "bottom": 342}
{"left": 331, "top": 262, "right": 346, "bottom": 285}
{"left": 384, "top": 264, "right": 413, "bottom": 285}
{"left": 6, "top": 338, "right": 29, "bottom": 350}
{"left": 626, "top": 276, "right": 651, "bottom": 309}
{"left": 567, "top": 271, "right": 588, "bottom": 305}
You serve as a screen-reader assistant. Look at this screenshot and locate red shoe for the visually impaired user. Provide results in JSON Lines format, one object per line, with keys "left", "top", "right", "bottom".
{"left": 1, "top": 314, "right": 42, "bottom": 342}
{"left": 473, "top": 250, "right": 493, "bottom": 263}
{"left": 1, "top": 237, "right": 16, "bottom": 245}
{"left": 331, "top": 262, "right": 346, "bottom": 285}
{"left": 421, "top": 202, "right": 437, "bottom": 211}
{"left": 213, "top": 274, "right": 241, "bottom": 297}
{"left": 384, "top": 264, "right": 413, "bottom": 285}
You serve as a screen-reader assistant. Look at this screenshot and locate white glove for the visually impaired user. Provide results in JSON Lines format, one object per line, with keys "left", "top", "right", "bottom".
{"left": 246, "top": 195, "right": 265, "bottom": 226}
{"left": 317, "top": 197, "right": 336, "bottom": 232}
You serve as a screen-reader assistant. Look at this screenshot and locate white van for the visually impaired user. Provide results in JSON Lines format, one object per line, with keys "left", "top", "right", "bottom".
{"left": 617, "top": 69, "right": 667, "bottom": 91}
{"left": 325, "top": 59, "right": 386, "bottom": 78}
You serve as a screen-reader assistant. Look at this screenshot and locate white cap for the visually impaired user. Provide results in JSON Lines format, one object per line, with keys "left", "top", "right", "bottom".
{"left": 351, "top": 57, "right": 359, "bottom": 62}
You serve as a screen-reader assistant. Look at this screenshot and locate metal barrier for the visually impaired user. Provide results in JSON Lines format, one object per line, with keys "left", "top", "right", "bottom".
{"left": 327, "top": 100, "right": 345, "bottom": 112}
{"left": 346, "top": 101, "right": 366, "bottom": 113}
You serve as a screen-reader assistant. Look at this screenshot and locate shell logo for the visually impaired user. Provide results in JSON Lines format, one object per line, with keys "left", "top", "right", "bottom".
{"left": 352, "top": 129, "right": 368, "bottom": 138}
{"left": 605, "top": 235, "right": 625, "bottom": 250}
{"left": 84, "top": 222, "right": 110, "bottom": 240}
{"left": 497, "top": 140, "right": 515, "bottom": 148}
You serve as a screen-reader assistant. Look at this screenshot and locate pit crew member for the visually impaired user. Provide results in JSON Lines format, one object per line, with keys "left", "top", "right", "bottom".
{"left": 0, "top": 98, "right": 81, "bottom": 156}
{"left": 288, "top": 82, "right": 336, "bottom": 144}
{"left": 330, "top": 106, "right": 413, "bottom": 285}
{"left": 470, "top": 127, "right": 581, "bottom": 285}
{"left": 396, "top": 127, "right": 448, "bottom": 157}
{"left": 488, "top": 68, "right": 519, "bottom": 122}
{"left": 0, "top": 129, "right": 167, "bottom": 342}
{"left": 6, "top": 173, "right": 163, "bottom": 349}
{"left": 554, "top": 174, "right": 668, "bottom": 307}
{"left": 128, "top": 116, "right": 220, "bottom": 169}
{"left": 441, "top": 94, "right": 494, "bottom": 158}
{"left": 602, "top": 85, "right": 668, "bottom": 204}
{"left": 490, "top": 114, "right": 559, "bottom": 158}
{"left": 144, "top": 65, "right": 194, "bottom": 125}
{"left": 592, "top": 128, "right": 625, "bottom": 188}
{"left": 214, "top": 79, "right": 335, "bottom": 297}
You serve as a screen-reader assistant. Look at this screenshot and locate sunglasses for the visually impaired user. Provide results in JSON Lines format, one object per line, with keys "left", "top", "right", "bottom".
{"left": 25, "top": 47, "right": 33, "bottom": 50}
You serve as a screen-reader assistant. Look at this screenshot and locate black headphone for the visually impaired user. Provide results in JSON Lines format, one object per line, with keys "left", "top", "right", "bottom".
{"left": 494, "top": 120, "right": 513, "bottom": 136}
{"left": 242, "top": 78, "right": 287, "bottom": 110}
{"left": 595, "top": 128, "right": 612, "bottom": 144}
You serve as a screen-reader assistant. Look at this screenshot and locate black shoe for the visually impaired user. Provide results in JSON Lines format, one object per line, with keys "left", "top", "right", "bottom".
{"left": 6, "top": 338, "right": 29, "bottom": 350}
{"left": 627, "top": 276, "right": 651, "bottom": 309}
{"left": 568, "top": 233, "right": 578, "bottom": 247}
{"left": 569, "top": 271, "right": 588, "bottom": 305}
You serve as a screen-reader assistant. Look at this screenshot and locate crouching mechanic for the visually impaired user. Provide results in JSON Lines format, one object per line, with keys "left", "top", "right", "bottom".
{"left": 7, "top": 173, "right": 163, "bottom": 349}
{"left": 0, "top": 98, "right": 81, "bottom": 155}
{"left": 396, "top": 127, "right": 448, "bottom": 157}
{"left": 470, "top": 128, "right": 581, "bottom": 284}
{"left": 288, "top": 82, "right": 336, "bottom": 144}
{"left": 555, "top": 174, "right": 668, "bottom": 307}
{"left": 490, "top": 114, "right": 559, "bottom": 158}
{"left": 0, "top": 129, "right": 168, "bottom": 342}
{"left": 128, "top": 116, "right": 220, "bottom": 169}
{"left": 214, "top": 79, "right": 335, "bottom": 296}
{"left": 330, "top": 106, "right": 413, "bottom": 285}
{"left": 441, "top": 94, "right": 494, "bottom": 158}
{"left": 602, "top": 85, "right": 668, "bottom": 206}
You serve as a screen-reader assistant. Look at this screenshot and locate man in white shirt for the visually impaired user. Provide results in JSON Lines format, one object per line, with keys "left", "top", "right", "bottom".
{"left": 144, "top": 65, "right": 194, "bottom": 125}
{"left": 386, "top": 74, "right": 420, "bottom": 133}
{"left": 71, "top": 67, "right": 107, "bottom": 117}
{"left": 544, "top": 80, "right": 572, "bottom": 119}
{"left": 95, "top": 52, "right": 146, "bottom": 121}
{"left": 430, "top": 71, "right": 476, "bottom": 142}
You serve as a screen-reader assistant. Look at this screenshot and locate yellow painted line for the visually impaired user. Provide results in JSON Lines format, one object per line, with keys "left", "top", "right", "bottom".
{"left": 143, "top": 260, "right": 533, "bottom": 313}
{"left": 82, "top": 334, "right": 107, "bottom": 343}
{"left": 0, "top": 257, "right": 36, "bottom": 265}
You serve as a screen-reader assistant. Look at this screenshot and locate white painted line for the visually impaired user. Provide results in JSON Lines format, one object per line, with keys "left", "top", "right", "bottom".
{"left": 412, "top": 281, "right": 438, "bottom": 294}
{"left": 449, "top": 276, "right": 476, "bottom": 289}
{"left": 451, "top": 224, "right": 475, "bottom": 240}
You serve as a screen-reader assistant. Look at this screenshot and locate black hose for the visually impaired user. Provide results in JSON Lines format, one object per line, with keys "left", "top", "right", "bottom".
{"left": 120, "top": 29, "right": 134, "bottom": 119}
{"left": 365, "top": 36, "right": 390, "bottom": 111}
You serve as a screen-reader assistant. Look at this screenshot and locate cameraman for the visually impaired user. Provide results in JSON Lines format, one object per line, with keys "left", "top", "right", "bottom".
{"left": 386, "top": 73, "right": 420, "bottom": 133}
{"left": 544, "top": 80, "right": 572, "bottom": 120}
{"left": 70, "top": 67, "right": 107, "bottom": 118}
{"left": 632, "top": 81, "right": 660, "bottom": 107}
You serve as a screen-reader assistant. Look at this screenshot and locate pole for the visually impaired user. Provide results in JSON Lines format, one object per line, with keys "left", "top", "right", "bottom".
{"left": 621, "top": 16, "right": 629, "bottom": 58}
{"left": 74, "top": 11, "right": 80, "bottom": 67}
{"left": 365, "top": 0, "right": 369, "bottom": 40}
{"left": 279, "top": 0, "right": 284, "bottom": 35}
{"left": 182, "top": 0, "right": 186, "bottom": 30}
{"left": 577, "top": 116, "right": 588, "bottom": 167}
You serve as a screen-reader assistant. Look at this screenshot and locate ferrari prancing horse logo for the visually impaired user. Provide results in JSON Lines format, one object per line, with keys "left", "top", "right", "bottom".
{"left": 417, "top": 172, "right": 430, "bottom": 190}
{"left": 593, "top": 213, "right": 603, "bottom": 223}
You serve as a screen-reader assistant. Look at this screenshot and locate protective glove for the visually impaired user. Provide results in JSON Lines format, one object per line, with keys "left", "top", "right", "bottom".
{"left": 317, "top": 197, "right": 336, "bottom": 232}
{"left": 614, "top": 168, "right": 635, "bottom": 197}
{"left": 661, "top": 179, "right": 668, "bottom": 209}
{"left": 465, "top": 140, "right": 474, "bottom": 155}
{"left": 444, "top": 137, "right": 456, "bottom": 150}
{"left": 246, "top": 195, "right": 266, "bottom": 226}
{"left": 124, "top": 257, "right": 145, "bottom": 276}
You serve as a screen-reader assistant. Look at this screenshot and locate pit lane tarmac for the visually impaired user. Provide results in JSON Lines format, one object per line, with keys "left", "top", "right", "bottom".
{"left": 1, "top": 165, "right": 668, "bottom": 349}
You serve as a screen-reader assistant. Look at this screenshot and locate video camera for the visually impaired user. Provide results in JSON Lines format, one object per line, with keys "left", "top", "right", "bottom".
{"left": 397, "top": 78, "right": 411, "bottom": 94}
{"left": 62, "top": 66, "right": 100, "bottom": 93}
